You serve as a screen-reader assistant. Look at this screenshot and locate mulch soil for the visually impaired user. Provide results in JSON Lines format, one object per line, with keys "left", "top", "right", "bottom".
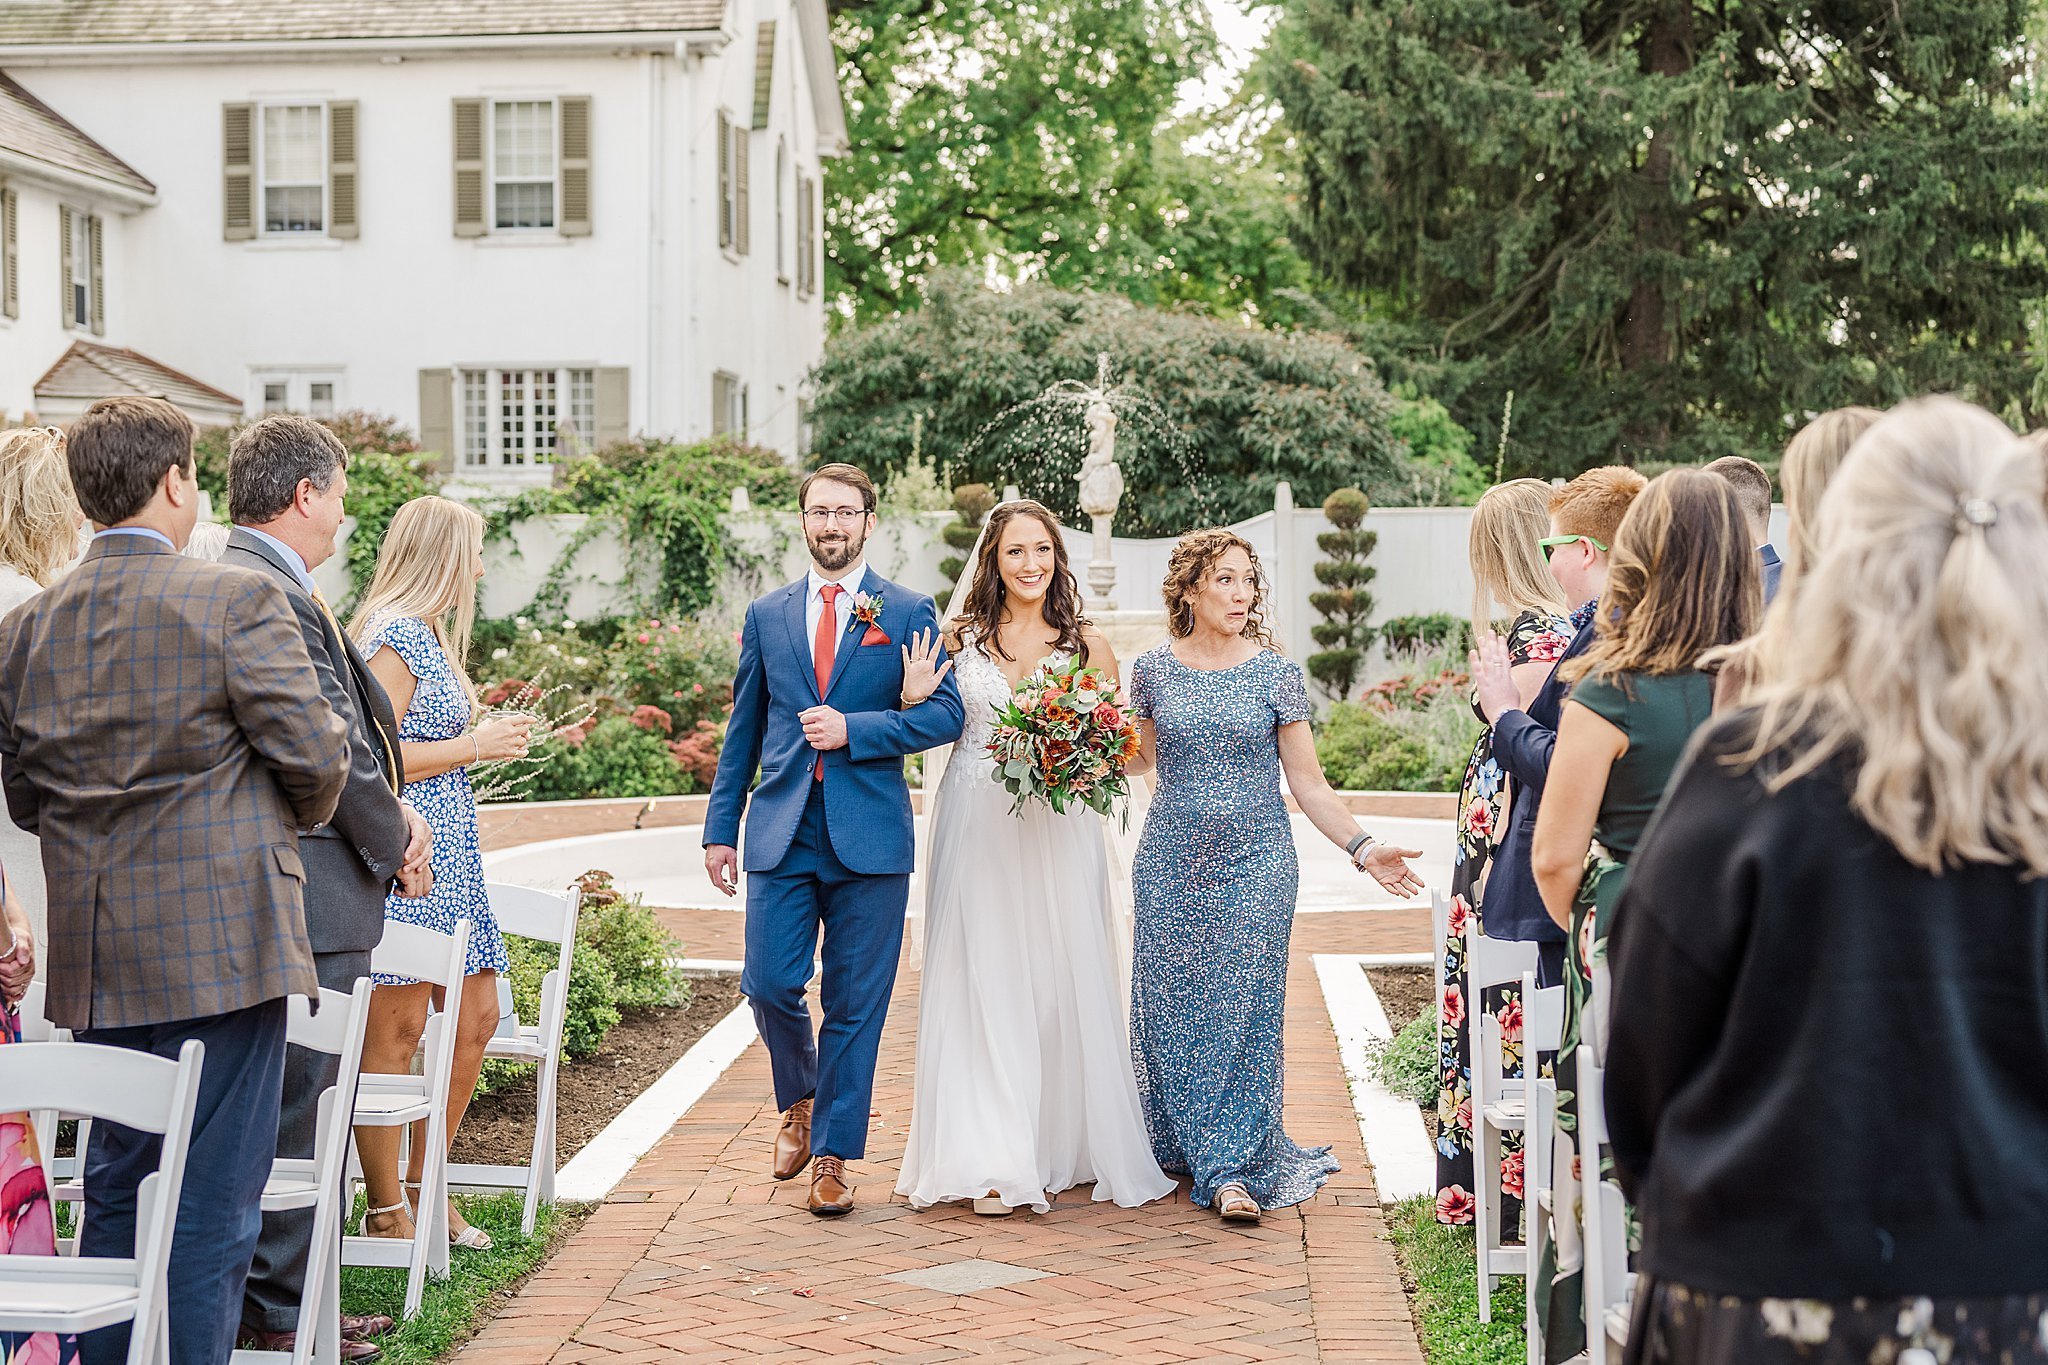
{"left": 452, "top": 972, "right": 746, "bottom": 1168}
{"left": 1367, "top": 964, "right": 1433, "bottom": 1031}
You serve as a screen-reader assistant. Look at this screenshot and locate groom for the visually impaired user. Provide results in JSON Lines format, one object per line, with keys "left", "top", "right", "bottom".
{"left": 704, "top": 462, "right": 965, "bottom": 1215}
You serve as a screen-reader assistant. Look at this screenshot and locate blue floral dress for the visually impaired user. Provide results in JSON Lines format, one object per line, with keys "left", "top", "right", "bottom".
{"left": 360, "top": 614, "right": 506, "bottom": 984}
{"left": 1127, "top": 645, "right": 1339, "bottom": 1210}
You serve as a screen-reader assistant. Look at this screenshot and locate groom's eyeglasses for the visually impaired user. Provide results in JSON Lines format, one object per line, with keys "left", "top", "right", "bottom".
{"left": 1538, "top": 533, "right": 1608, "bottom": 561}
{"left": 803, "top": 508, "right": 870, "bottom": 526}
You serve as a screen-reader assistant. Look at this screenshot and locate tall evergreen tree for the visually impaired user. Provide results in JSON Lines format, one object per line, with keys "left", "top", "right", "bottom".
{"left": 1269, "top": 0, "right": 2048, "bottom": 471}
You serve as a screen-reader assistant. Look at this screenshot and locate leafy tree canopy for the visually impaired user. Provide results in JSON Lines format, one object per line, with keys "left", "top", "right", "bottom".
{"left": 1268, "top": 0, "right": 2048, "bottom": 474}
{"left": 828, "top": 0, "right": 1314, "bottom": 325}
{"left": 809, "top": 272, "right": 1482, "bottom": 536}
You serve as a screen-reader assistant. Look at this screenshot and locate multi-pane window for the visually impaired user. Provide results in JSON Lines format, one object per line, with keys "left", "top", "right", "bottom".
{"left": 255, "top": 372, "right": 342, "bottom": 415}
{"left": 308, "top": 381, "right": 335, "bottom": 417}
{"left": 460, "top": 366, "right": 594, "bottom": 468}
{"left": 68, "top": 209, "right": 93, "bottom": 327}
{"left": 492, "top": 101, "right": 556, "bottom": 230}
{"left": 263, "top": 381, "right": 290, "bottom": 412}
{"left": 261, "top": 104, "right": 325, "bottom": 233}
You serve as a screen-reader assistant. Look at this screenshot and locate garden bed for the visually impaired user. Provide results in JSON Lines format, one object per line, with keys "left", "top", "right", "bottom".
{"left": 1367, "top": 963, "right": 1438, "bottom": 1139}
{"left": 452, "top": 972, "right": 745, "bottom": 1168}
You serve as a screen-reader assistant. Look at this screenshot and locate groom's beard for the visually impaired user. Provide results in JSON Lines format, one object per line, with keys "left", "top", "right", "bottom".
{"left": 808, "top": 525, "right": 868, "bottom": 573}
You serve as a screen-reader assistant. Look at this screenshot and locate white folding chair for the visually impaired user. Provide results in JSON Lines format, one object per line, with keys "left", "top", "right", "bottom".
{"left": 232, "top": 980, "right": 373, "bottom": 1365}
{"left": 1577, "top": 1042, "right": 1632, "bottom": 1363}
{"left": 1467, "top": 928, "right": 1538, "bottom": 1323}
{"left": 1516, "top": 970, "right": 1565, "bottom": 1363}
{"left": 0, "top": 1038, "right": 204, "bottom": 1365}
{"left": 445, "top": 882, "right": 580, "bottom": 1237}
{"left": 15, "top": 980, "right": 86, "bottom": 1256}
{"left": 343, "top": 918, "right": 471, "bottom": 1320}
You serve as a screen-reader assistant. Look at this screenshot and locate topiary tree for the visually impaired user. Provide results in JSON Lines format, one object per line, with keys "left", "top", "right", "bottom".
{"left": 935, "top": 482, "right": 997, "bottom": 611}
{"left": 1307, "top": 487, "right": 1376, "bottom": 701}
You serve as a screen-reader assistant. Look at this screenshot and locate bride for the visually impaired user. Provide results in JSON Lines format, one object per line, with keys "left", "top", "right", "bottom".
{"left": 894, "top": 499, "right": 1175, "bottom": 1216}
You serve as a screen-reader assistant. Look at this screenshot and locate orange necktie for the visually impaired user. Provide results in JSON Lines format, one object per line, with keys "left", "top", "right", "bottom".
{"left": 812, "top": 583, "right": 841, "bottom": 780}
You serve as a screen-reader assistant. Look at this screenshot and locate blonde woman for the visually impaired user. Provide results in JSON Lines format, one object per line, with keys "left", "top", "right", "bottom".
{"left": 1607, "top": 398, "right": 2048, "bottom": 1363}
{"left": 350, "top": 497, "right": 533, "bottom": 1251}
{"left": 1435, "top": 480, "right": 1571, "bottom": 1226}
{"left": 0, "top": 426, "right": 86, "bottom": 967}
{"left": 1123, "top": 529, "right": 1422, "bottom": 1223}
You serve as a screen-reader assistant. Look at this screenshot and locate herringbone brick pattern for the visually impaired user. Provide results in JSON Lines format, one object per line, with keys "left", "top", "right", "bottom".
{"left": 457, "top": 906, "right": 1429, "bottom": 1363}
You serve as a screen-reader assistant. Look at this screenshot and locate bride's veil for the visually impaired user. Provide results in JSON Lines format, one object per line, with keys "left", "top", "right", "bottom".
{"left": 909, "top": 501, "right": 1143, "bottom": 997}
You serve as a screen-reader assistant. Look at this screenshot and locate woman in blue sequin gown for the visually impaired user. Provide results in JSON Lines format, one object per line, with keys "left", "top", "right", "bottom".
{"left": 1126, "top": 529, "right": 1425, "bottom": 1221}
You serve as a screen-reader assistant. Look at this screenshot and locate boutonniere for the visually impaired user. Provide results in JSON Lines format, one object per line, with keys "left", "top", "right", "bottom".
{"left": 849, "top": 590, "right": 886, "bottom": 630}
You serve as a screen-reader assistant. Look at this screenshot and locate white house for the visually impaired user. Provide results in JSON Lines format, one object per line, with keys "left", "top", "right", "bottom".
{"left": 0, "top": 0, "right": 843, "bottom": 484}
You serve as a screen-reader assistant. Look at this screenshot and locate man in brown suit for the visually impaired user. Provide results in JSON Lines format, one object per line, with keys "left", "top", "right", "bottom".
{"left": 0, "top": 396, "right": 349, "bottom": 1365}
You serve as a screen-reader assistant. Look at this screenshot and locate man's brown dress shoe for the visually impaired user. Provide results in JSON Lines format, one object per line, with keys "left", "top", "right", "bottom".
{"left": 342, "top": 1313, "right": 396, "bottom": 1342}
{"left": 239, "top": 1327, "right": 382, "bottom": 1361}
{"left": 807, "top": 1154, "right": 853, "bottom": 1216}
{"left": 774, "top": 1097, "right": 814, "bottom": 1181}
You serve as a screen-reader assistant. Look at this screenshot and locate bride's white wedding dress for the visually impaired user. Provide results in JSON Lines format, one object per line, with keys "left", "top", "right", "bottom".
{"left": 895, "top": 632, "right": 1175, "bottom": 1212}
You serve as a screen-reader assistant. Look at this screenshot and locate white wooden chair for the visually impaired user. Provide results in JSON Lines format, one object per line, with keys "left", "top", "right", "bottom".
{"left": 15, "top": 980, "right": 86, "bottom": 1255}
{"left": 444, "top": 882, "right": 580, "bottom": 1237}
{"left": 1466, "top": 927, "right": 1538, "bottom": 1323}
{"left": 1577, "top": 1042, "right": 1632, "bottom": 1363}
{"left": 0, "top": 1037, "right": 204, "bottom": 1365}
{"left": 1515, "top": 970, "right": 1565, "bottom": 1363}
{"left": 343, "top": 918, "right": 471, "bottom": 1320}
{"left": 232, "top": 980, "right": 374, "bottom": 1365}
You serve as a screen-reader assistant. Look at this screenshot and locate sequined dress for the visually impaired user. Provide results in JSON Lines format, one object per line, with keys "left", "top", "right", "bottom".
{"left": 1126, "top": 645, "right": 1339, "bottom": 1209}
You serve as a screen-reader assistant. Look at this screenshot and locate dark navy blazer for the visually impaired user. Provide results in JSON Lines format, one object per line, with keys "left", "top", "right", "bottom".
{"left": 703, "top": 571, "right": 964, "bottom": 876}
{"left": 1481, "top": 613, "right": 1599, "bottom": 945}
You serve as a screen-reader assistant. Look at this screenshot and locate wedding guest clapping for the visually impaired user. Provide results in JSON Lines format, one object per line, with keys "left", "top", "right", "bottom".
{"left": 1526, "top": 469, "right": 1755, "bottom": 1360}
{"left": 1124, "top": 530, "right": 1420, "bottom": 1224}
{"left": 1436, "top": 479, "right": 1571, "bottom": 1227}
{"left": 351, "top": 497, "right": 530, "bottom": 1253}
{"left": 224, "top": 416, "right": 432, "bottom": 1359}
{"left": 0, "top": 425, "right": 84, "bottom": 976}
{"left": 0, "top": 396, "right": 349, "bottom": 1365}
{"left": 1606, "top": 397, "right": 2048, "bottom": 1363}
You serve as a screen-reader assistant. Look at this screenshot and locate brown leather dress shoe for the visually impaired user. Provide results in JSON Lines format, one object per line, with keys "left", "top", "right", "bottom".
{"left": 342, "top": 1313, "right": 396, "bottom": 1341}
{"left": 807, "top": 1154, "right": 853, "bottom": 1216}
{"left": 774, "top": 1097, "right": 814, "bottom": 1181}
{"left": 239, "top": 1327, "right": 382, "bottom": 1361}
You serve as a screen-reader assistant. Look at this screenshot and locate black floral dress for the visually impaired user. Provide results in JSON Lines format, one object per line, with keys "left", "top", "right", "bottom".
{"left": 1435, "top": 608, "right": 1571, "bottom": 1228}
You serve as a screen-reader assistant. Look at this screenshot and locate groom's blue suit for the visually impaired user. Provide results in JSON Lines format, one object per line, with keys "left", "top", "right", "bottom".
{"left": 705, "top": 569, "right": 964, "bottom": 1160}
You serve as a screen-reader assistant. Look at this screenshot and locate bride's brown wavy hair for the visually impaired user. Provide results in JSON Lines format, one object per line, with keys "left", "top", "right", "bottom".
{"left": 945, "top": 500, "right": 1091, "bottom": 663}
{"left": 1163, "top": 528, "right": 1276, "bottom": 647}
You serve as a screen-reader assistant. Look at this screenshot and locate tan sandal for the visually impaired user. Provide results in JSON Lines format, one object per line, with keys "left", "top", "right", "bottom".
{"left": 406, "top": 1179, "right": 494, "bottom": 1251}
{"left": 361, "top": 1200, "right": 412, "bottom": 1240}
{"left": 1216, "top": 1182, "right": 1262, "bottom": 1223}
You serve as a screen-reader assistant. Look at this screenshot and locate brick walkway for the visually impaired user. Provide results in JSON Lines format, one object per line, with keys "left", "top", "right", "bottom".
{"left": 459, "top": 904, "right": 1431, "bottom": 1363}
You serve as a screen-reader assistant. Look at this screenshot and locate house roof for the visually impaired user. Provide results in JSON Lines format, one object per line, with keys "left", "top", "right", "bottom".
{"left": 0, "top": 1, "right": 726, "bottom": 48}
{"left": 0, "top": 71, "right": 153, "bottom": 195}
{"left": 37, "top": 341, "right": 241, "bottom": 415}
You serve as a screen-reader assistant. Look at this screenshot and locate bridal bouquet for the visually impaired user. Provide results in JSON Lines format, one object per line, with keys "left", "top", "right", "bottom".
{"left": 986, "top": 656, "right": 1141, "bottom": 820}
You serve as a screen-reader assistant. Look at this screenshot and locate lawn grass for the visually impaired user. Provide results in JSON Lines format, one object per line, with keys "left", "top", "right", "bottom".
{"left": 339, "top": 1193, "right": 591, "bottom": 1364}
{"left": 1384, "top": 1194, "right": 1527, "bottom": 1365}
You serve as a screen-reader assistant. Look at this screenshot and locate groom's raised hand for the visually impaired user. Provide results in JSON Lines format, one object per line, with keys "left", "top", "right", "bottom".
{"left": 800, "top": 705, "right": 848, "bottom": 752}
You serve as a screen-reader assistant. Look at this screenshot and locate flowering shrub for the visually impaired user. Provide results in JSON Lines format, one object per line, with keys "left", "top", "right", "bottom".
{"left": 520, "top": 717, "right": 693, "bottom": 802}
{"left": 1316, "top": 646, "right": 1480, "bottom": 792}
{"left": 605, "top": 617, "right": 736, "bottom": 732}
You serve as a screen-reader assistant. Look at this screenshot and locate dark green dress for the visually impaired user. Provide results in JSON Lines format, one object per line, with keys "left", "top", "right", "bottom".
{"left": 1540, "top": 667, "right": 1715, "bottom": 1360}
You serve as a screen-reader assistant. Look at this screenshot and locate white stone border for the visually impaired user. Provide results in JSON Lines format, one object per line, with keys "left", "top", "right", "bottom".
{"left": 553, "top": 997, "right": 758, "bottom": 1203}
{"left": 1314, "top": 952, "right": 1436, "bottom": 1204}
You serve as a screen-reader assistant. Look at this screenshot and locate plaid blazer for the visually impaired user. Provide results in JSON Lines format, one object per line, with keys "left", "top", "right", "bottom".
{"left": 0, "top": 533, "right": 350, "bottom": 1029}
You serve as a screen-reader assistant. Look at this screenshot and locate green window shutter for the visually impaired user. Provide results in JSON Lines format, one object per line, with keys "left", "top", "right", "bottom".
{"left": 594, "top": 368, "right": 629, "bottom": 445}
{"left": 418, "top": 369, "right": 455, "bottom": 472}
{"left": 223, "top": 102, "right": 256, "bottom": 241}
{"left": 2, "top": 187, "right": 16, "bottom": 321}
{"left": 88, "top": 214, "right": 103, "bottom": 336}
{"left": 735, "top": 128, "right": 750, "bottom": 256}
{"left": 559, "top": 96, "right": 591, "bottom": 237}
{"left": 453, "top": 98, "right": 486, "bottom": 238}
{"left": 59, "top": 204, "right": 74, "bottom": 328}
{"left": 716, "top": 111, "right": 732, "bottom": 249}
{"left": 328, "top": 100, "right": 359, "bottom": 240}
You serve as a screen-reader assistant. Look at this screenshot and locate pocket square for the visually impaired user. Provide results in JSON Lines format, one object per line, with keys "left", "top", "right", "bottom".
{"left": 861, "top": 625, "right": 891, "bottom": 646}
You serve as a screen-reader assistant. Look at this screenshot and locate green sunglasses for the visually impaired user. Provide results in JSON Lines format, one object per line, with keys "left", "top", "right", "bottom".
{"left": 1538, "top": 533, "right": 1608, "bottom": 561}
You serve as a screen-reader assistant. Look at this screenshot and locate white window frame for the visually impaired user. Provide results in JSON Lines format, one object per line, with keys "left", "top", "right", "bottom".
{"left": 256, "top": 102, "right": 328, "bottom": 236}
{"left": 459, "top": 365, "right": 595, "bottom": 472}
{"left": 66, "top": 207, "right": 95, "bottom": 333}
{"left": 775, "top": 137, "right": 788, "bottom": 284}
{"left": 489, "top": 98, "right": 559, "bottom": 233}
{"left": 717, "top": 111, "right": 741, "bottom": 260}
{"left": 250, "top": 369, "right": 345, "bottom": 416}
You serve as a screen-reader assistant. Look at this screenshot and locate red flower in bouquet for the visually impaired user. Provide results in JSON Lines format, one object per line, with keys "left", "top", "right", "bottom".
{"left": 986, "top": 657, "right": 1141, "bottom": 822}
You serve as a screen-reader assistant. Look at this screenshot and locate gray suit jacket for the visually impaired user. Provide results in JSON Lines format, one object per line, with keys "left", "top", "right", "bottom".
{"left": 0, "top": 534, "right": 347, "bottom": 1029}
{"left": 222, "top": 529, "right": 411, "bottom": 955}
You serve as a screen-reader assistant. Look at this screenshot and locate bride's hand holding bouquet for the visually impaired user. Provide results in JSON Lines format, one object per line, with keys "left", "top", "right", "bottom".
{"left": 986, "top": 657, "right": 1141, "bottom": 820}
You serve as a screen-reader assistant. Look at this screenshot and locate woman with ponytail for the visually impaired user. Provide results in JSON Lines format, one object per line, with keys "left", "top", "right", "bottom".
{"left": 1605, "top": 397, "right": 2048, "bottom": 1363}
